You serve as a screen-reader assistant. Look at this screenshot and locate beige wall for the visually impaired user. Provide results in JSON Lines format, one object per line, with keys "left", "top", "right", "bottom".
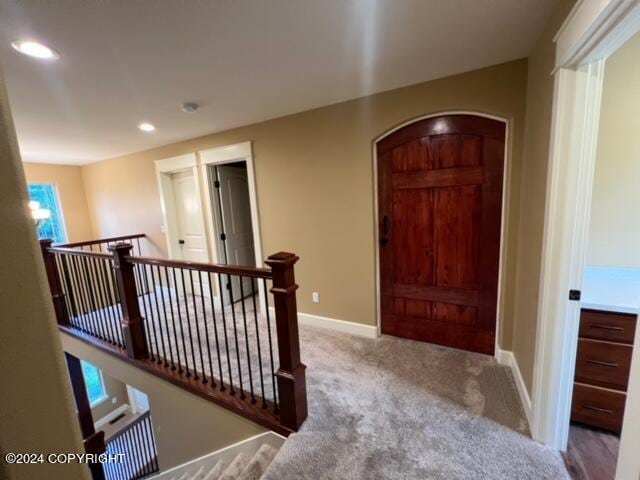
{"left": 586, "top": 32, "right": 640, "bottom": 268}
{"left": 62, "top": 333, "right": 266, "bottom": 471}
{"left": 511, "top": 0, "right": 576, "bottom": 392}
{"left": 82, "top": 60, "right": 529, "bottom": 348}
{"left": 0, "top": 69, "right": 88, "bottom": 479}
{"left": 91, "top": 370, "right": 129, "bottom": 422}
{"left": 23, "top": 162, "right": 93, "bottom": 243}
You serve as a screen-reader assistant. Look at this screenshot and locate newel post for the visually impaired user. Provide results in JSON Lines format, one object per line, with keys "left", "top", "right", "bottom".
{"left": 39, "top": 239, "right": 70, "bottom": 326}
{"left": 109, "top": 243, "right": 147, "bottom": 359}
{"left": 265, "top": 252, "right": 308, "bottom": 431}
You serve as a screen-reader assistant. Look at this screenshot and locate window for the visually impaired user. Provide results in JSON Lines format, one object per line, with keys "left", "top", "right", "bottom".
{"left": 81, "top": 361, "right": 108, "bottom": 407}
{"left": 27, "top": 184, "right": 66, "bottom": 244}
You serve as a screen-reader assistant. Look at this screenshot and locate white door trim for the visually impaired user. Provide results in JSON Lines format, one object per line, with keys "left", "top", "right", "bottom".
{"left": 371, "top": 111, "right": 510, "bottom": 357}
{"left": 199, "top": 142, "right": 266, "bottom": 310}
{"left": 531, "top": 1, "right": 640, "bottom": 466}
{"left": 199, "top": 142, "right": 263, "bottom": 269}
{"left": 155, "top": 153, "right": 210, "bottom": 263}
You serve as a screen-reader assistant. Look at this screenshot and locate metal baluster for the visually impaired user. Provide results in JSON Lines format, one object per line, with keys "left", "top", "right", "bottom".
{"left": 172, "top": 268, "right": 189, "bottom": 375}
{"left": 157, "top": 266, "right": 175, "bottom": 369}
{"left": 251, "top": 278, "right": 266, "bottom": 408}
{"left": 96, "top": 257, "right": 118, "bottom": 344}
{"left": 180, "top": 269, "right": 198, "bottom": 378}
{"left": 164, "top": 267, "right": 181, "bottom": 371}
{"left": 207, "top": 273, "right": 225, "bottom": 389}
{"left": 77, "top": 255, "right": 100, "bottom": 338}
{"left": 189, "top": 270, "right": 206, "bottom": 382}
{"left": 68, "top": 255, "right": 89, "bottom": 333}
{"left": 141, "top": 262, "right": 160, "bottom": 361}
{"left": 198, "top": 271, "right": 215, "bottom": 386}
{"left": 228, "top": 274, "right": 245, "bottom": 399}
{"left": 240, "top": 278, "right": 255, "bottom": 403}
{"left": 90, "top": 256, "right": 113, "bottom": 344}
{"left": 150, "top": 266, "right": 168, "bottom": 365}
{"left": 217, "top": 273, "right": 234, "bottom": 394}
{"left": 263, "top": 278, "right": 279, "bottom": 412}
{"left": 135, "top": 264, "right": 153, "bottom": 358}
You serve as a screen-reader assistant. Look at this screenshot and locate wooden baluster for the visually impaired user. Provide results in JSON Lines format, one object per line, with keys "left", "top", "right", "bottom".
{"left": 265, "top": 252, "right": 308, "bottom": 431}
{"left": 109, "top": 243, "right": 147, "bottom": 359}
{"left": 40, "top": 239, "right": 70, "bottom": 326}
{"left": 65, "top": 353, "right": 106, "bottom": 480}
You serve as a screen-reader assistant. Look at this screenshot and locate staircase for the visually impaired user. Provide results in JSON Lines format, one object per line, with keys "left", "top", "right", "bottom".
{"left": 151, "top": 433, "right": 283, "bottom": 480}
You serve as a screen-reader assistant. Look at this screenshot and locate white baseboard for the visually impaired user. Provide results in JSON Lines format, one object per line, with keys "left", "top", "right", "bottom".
{"left": 497, "top": 349, "right": 532, "bottom": 427}
{"left": 94, "top": 403, "right": 130, "bottom": 430}
{"left": 268, "top": 307, "right": 378, "bottom": 339}
{"left": 151, "top": 431, "right": 284, "bottom": 478}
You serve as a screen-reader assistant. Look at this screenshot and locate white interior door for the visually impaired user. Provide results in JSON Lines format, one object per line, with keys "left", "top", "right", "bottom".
{"left": 215, "top": 164, "right": 256, "bottom": 302}
{"left": 171, "top": 170, "right": 210, "bottom": 295}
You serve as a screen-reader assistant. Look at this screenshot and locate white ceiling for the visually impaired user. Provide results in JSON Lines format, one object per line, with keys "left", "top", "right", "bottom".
{"left": 0, "top": 0, "right": 557, "bottom": 165}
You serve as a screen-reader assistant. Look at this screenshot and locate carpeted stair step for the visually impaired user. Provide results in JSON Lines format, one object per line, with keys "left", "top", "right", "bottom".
{"left": 237, "top": 444, "right": 278, "bottom": 480}
{"left": 218, "top": 453, "right": 248, "bottom": 480}
{"left": 191, "top": 465, "right": 208, "bottom": 479}
{"left": 203, "top": 460, "right": 225, "bottom": 480}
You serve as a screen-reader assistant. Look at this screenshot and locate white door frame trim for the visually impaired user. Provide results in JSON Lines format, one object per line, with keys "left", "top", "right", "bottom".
{"left": 199, "top": 141, "right": 263, "bottom": 270}
{"left": 199, "top": 142, "right": 266, "bottom": 310}
{"left": 371, "top": 110, "right": 511, "bottom": 357}
{"left": 155, "top": 153, "right": 210, "bottom": 263}
{"left": 531, "top": 0, "right": 640, "bottom": 462}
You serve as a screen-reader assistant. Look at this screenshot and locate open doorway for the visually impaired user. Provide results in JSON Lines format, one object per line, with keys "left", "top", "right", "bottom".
{"left": 209, "top": 162, "right": 256, "bottom": 303}
{"left": 200, "top": 142, "right": 264, "bottom": 306}
{"left": 560, "top": 31, "right": 640, "bottom": 480}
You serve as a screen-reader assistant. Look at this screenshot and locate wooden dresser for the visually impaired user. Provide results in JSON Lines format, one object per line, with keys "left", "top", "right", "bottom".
{"left": 571, "top": 308, "right": 637, "bottom": 433}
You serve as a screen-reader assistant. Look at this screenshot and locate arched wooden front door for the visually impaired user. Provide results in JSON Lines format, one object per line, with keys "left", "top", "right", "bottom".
{"left": 377, "top": 114, "right": 505, "bottom": 355}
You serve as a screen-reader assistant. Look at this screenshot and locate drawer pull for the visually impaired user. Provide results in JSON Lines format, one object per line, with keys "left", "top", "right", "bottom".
{"left": 586, "top": 359, "right": 619, "bottom": 368}
{"left": 591, "top": 324, "right": 624, "bottom": 332}
{"left": 583, "top": 405, "right": 613, "bottom": 415}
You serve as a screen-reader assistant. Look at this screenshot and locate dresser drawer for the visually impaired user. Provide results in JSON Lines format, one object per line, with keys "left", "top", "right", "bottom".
{"left": 580, "top": 309, "right": 637, "bottom": 344}
{"left": 574, "top": 338, "right": 632, "bottom": 390}
{"left": 572, "top": 383, "right": 626, "bottom": 433}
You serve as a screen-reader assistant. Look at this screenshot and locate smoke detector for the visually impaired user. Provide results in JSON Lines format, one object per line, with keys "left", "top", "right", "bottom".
{"left": 181, "top": 102, "right": 198, "bottom": 113}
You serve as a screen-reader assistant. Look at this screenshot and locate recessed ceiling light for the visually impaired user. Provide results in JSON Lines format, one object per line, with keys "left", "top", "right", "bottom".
{"left": 138, "top": 122, "right": 156, "bottom": 132}
{"left": 11, "top": 40, "right": 59, "bottom": 60}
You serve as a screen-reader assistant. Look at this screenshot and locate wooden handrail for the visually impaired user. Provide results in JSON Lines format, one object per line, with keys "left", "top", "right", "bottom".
{"left": 127, "top": 255, "right": 273, "bottom": 279}
{"left": 41, "top": 237, "right": 307, "bottom": 435}
{"left": 47, "top": 246, "right": 113, "bottom": 259}
{"left": 59, "top": 233, "right": 146, "bottom": 249}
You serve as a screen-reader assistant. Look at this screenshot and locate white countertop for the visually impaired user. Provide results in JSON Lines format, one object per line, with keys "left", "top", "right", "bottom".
{"left": 582, "top": 266, "right": 640, "bottom": 315}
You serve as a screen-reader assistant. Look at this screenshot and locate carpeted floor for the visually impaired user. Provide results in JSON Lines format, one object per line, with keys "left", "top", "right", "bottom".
{"left": 72, "top": 288, "right": 569, "bottom": 479}
{"left": 262, "top": 325, "right": 569, "bottom": 480}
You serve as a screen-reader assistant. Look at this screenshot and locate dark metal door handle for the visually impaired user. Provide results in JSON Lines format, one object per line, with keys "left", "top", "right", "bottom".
{"left": 178, "top": 239, "right": 185, "bottom": 245}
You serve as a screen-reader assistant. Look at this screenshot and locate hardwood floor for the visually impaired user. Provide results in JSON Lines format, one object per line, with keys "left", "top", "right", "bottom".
{"left": 563, "top": 423, "right": 620, "bottom": 480}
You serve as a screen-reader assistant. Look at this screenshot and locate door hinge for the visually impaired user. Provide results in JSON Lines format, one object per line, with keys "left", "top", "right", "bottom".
{"left": 220, "top": 233, "right": 226, "bottom": 241}
{"left": 569, "top": 289, "right": 581, "bottom": 301}
{"left": 214, "top": 180, "right": 221, "bottom": 188}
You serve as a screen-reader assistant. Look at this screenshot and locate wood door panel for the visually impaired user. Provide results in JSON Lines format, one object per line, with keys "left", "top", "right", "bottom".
{"left": 393, "top": 284, "right": 478, "bottom": 306}
{"left": 433, "top": 185, "right": 480, "bottom": 290}
{"left": 381, "top": 313, "right": 494, "bottom": 354}
{"left": 392, "top": 189, "right": 433, "bottom": 286}
{"left": 378, "top": 115, "right": 504, "bottom": 355}
{"left": 392, "top": 167, "right": 484, "bottom": 190}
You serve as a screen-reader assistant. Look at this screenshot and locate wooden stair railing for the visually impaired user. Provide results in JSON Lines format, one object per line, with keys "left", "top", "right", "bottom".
{"left": 41, "top": 238, "right": 308, "bottom": 436}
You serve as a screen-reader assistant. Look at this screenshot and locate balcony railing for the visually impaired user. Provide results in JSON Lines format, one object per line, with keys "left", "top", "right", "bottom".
{"left": 41, "top": 237, "right": 307, "bottom": 435}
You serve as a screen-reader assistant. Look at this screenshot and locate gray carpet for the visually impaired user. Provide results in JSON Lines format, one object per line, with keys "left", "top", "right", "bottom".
{"left": 262, "top": 326, "right": 569, "bottom": 480}
{"left": 72, "top": 287, "right": 569, "bottom": 479}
